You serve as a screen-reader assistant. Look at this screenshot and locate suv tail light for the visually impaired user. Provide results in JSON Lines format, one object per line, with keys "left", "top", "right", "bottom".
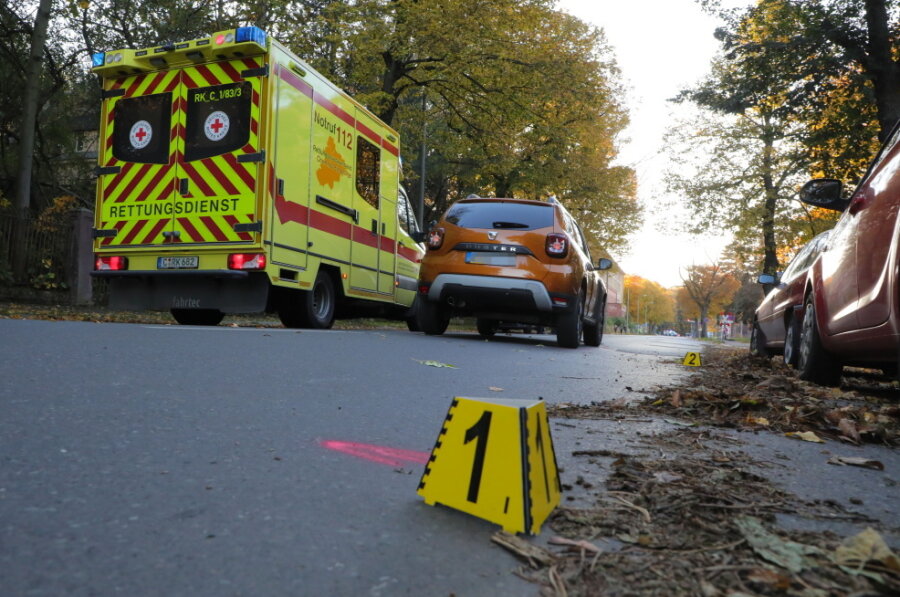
{"left": 427, "top": 227, "right": 445, "bottom": 250}
{"left": 95, "top": 256, "right": 128, "bottom": 271}
{"left": 545, "top": 233, "right": 568, "bottom": 258}
{"left": 228, "top": 253, "right": 266, "bottom": 270}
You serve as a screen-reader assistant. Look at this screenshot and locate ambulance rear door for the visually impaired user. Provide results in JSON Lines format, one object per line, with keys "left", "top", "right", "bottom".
{"left": 176, "top": 58, "right": 265, "bottom": 247}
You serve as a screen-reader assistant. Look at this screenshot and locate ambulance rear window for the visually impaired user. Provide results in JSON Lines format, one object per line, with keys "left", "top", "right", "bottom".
{"left": 112, "top": 92, "right": 172, "bottom": 165}
{"left": 184, "top": 81, "right": 252, "bottom": 161}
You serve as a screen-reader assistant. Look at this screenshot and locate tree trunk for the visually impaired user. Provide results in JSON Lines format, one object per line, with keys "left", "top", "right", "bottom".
{"left": 12, "top": 0, "right": 53, "bottom": 280}
{"left": 863, "top": 0, "right": 900, "bottom": 140}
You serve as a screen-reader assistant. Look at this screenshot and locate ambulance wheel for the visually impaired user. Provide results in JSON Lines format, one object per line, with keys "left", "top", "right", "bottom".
{"left": 170, "top": 309, "right": 224, "bottom": 326}
{"left": 303, "top": 271, "right": 336, "bottom": 329}
{"left": 418, "top": 299, "right": 450, "bottom": 335}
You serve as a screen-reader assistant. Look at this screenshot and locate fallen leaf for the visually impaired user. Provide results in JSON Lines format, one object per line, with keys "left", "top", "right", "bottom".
{"left": 746, "top": 568, "right": 792, "bottom": 591}
{"left": 745, "top": 415, "right": 770, "bottom": 426}
{"left": 488, "top": 386, "right": 504, "bottom": 392}
{"left": 838, "top": 418, "right": 861, "bottom": 443}
{"left": 735, "top": 516, "right": 824, "bottom": 573}
{"left": 669, "top": 390, "right": 682, "bottom": 407}
{"left": 491, "top": 531, "right": 555, "bottom": 568}
{"left": 834, "top": 527, "right": 900, "bottom": 582}
{"left": 785, "top": 431, "right": 825, "bottom": 443}
{"left": 413, "top": 359, "right": 457, "bottom": 368}
{"left": 548, "top": 536, "right": 601, "bottom": 553}
{"left": 826, "top": 456, "right": 884, "bottom": 470}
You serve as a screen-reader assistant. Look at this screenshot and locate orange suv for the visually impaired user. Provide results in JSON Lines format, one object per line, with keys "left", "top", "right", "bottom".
{"left": 416, "top": 197, "right": 612, "bottom": 348}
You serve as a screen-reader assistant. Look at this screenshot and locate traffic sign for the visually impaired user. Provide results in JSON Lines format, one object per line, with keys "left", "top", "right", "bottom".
{"left": 417, "top": 397, "right": 560, "bottom": 535}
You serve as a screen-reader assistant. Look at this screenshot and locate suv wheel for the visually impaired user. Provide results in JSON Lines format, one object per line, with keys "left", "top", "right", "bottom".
{"left": 797, "top": 295, "right": 842, "bottom": 386}
{"left": 418, "top": 299, "right": 450, "bottom": 335}
{"left": 583, "top": 297, "right": 605, "bottom": 347}
{"left": 556, "top": 292, "right": 583, "bottom": 349}
{"left": 476, "top": 318, "right": 498, "bottom": 338}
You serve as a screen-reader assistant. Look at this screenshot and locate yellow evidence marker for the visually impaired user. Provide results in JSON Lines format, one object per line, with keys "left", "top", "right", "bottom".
{"left": 682, "top": 352, "right": 702, "bottom": 367}
{"left": 417, "top": 397, "right": 561, "bottom": 535}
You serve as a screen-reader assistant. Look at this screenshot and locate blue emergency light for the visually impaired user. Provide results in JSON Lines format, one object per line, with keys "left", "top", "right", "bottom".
{"left": 91, "top": 52, "right": 105, "bottom": 67}
{"left": 236, "top": 26, "right": 266, "bottom": 46}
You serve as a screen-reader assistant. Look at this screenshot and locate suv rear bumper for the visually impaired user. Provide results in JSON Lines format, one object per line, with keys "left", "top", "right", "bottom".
{"left": 425, "top": 273, "right": 556, "bottom": 312}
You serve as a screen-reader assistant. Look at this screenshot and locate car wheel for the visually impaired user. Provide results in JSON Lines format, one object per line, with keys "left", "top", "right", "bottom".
{"left": 783, "top": 314, "right": 801, "bottom": 366}
{"left": 797, "top": 295, "right": 842, "bottom": 386}
{"left": 417, "top": 299, "right": 450, "bottom": 335}
{"left": 278, "top": 271, "right": 336, "bottom": 329}
{"left": 556, "top": 292, "right": 583, "bottom": 349}
{"left": 171, "top": 309, "right": 224, "bottom": 326}
{"left": 476, "top": 318, "right": 498, "bottom": 338}
{"left": 405, "top": 297, "right": 421, "bottom": 332}
{"left": 749, "top": 321, "right": 768, "bottom": 357}
{"left": 583, "top": 297, "right": 605, "bottom": 347}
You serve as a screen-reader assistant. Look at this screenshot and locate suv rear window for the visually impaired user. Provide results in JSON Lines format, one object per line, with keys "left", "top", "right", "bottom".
{"left": 444, "top": 201, "right": 554, "bottom": 230}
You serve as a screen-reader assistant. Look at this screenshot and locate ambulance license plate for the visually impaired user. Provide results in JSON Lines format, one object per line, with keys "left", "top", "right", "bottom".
{"left": 157, "top": 256, "right": 199, "bottom": 269}
{"left": 465, "top": 251, "right": 516, "bottom": 266}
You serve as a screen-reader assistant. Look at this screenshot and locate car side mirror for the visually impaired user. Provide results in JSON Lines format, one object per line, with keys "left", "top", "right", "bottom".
{"left": 411, "top": 231, "right": 426, "bottom": 243}
{"left": 800, "top": 179, "right": 850, "bottom": 212}
{"left": 757, "top": 273, "right": 777, "bottom": 285}
{"left": 597, "top": 258, "right": 613, "bottom": 271}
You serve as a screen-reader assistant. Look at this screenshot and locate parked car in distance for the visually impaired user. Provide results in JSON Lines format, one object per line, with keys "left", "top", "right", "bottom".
{"left": 416, "top": 196, "right": 611, "bottom": 348}
{"left": 751, "top": 230, "right": 831, "bottom": 366}
{"left": 793, "top": 122, "right": 900, "bottom": 385}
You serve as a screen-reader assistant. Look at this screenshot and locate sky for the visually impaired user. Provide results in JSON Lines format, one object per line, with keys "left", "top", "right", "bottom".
{"left": 557, "top": 0, "right": 748, "bottom": 287}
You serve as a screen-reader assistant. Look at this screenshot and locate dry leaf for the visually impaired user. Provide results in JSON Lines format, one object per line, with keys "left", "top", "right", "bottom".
{"left": 548, "top": 536, "right": 601, "bottom": 553}
{"left": 827, "top": 456, "right": 884, "bottom": 470}
{"left": 834, "top": 527, "right": 900, "bottom": 577}
{"left": 488, "top": 386, "right": 504, "bottom": 392}
{"left": 838, "top": 418, "right": 861, "bottom": 443}
{"left": 785, "top": 431, "right": 825, "bottom": 443}
{"left": 413, "top": 359, "right": 457, "bottom": 368}
{"left": 745, "top": 415, "right": 770, "bottom": 426}
{"left": 669, "top": 390, "right": 682, "bottom": 408}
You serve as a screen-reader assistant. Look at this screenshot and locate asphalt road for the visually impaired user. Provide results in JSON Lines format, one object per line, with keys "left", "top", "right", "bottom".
{"left": 0, "top": 320, "right": 706, "bottom": 596}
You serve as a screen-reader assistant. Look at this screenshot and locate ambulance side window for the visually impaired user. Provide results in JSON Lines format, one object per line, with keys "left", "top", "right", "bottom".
{"left": 356, "top": 137, "right": 380, "bottom": 208}
{"left": 112, "top": 92, "right": 172, "bottom": 164}
{"left": 184, "top": 81, "right": 251, "bottom": 161}
{"left": 398, "top": 190, "right": 421, "bottom": 236}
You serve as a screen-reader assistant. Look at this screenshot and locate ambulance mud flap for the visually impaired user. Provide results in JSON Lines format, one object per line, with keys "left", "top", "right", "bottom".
{"left": 94, "top": 270, "right": 269, "bottom": 312}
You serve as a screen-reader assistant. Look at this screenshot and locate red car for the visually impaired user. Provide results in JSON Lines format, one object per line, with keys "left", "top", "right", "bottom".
{"left": 795, "top": 123, "right": 900, "bottom": 384}
{"left": 751, "top": 230, "right": 830, "bottom": 366}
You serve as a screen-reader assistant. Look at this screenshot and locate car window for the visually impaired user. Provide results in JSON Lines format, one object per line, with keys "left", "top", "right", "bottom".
{"left": 443, "top": 201, "right": 554, "bottom": 230}
{"left": 398, "top": 189, "right": 420, "bottom": 236}
{"left": 782, "top": 231, "right": 829, "bottom": 281}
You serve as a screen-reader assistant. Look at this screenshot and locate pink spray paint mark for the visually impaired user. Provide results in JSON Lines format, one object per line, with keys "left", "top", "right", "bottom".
{"left": 319, "top": 440, "right": 430, "bottom": 467}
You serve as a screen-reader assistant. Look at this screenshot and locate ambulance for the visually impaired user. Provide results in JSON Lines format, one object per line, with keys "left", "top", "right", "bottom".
{"left": 90, "top": 26, "right": 424, "bottom": 328}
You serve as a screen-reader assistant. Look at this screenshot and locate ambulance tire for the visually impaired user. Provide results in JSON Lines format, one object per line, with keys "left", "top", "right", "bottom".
{"left": 302, "top": 272, "right": 337, "bottom": 329}
{"left": 418, "top": 299, "right": 450, "bottom": 335}
{"left": 170, "top": 309, "right": 224, "bottom": 326}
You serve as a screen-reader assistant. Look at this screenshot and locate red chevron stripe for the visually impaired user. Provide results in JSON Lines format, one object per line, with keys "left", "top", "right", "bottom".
{"left": 103, "top": 161, "right": 134, "bottom": 200}
{"left": 195, "top": 64, "right": 221, "bottom": 87}
{"left": 201, "top": 159, "right": 240, "bottom": 195}
{"left": 242, "top": 58, "right": 260, "bottom": 70}
{"left": 200, "top": 216, "right": 227, "bottom": 241}
{"left": 223, "top": 215, "right": 252, "bottom": 241}
{"left": 141, "top": 219, "right": 169, "bottom": 245}
{"left": 180, "top": 161, "right": 215, "bottom": 196}
{"left": 134, "top": 166, "right": 170, "bottom": 202}
{"left": 124, "top": 73, "right": 148, "bottom": 97}
{"left": 115, "top": 163, "right": 153, "bottom": 203}
{"left": 143, "top": 71, "right": 166, "bottom": 95}
{"left": 177, "top": 217, "right": 204, "bottom": 242}
{"left": 165, "top": 74, "right": 180, "bottom": 92}
{"left": 222, "top": 153, "right": 255, "bottom": 189}
{"left": 101, "top": 221, "right": 128, "bottom": 246}
{"left": 121, "top": 219, "right": 149, "bottom": 244}
{"left": 220, "top": 61, "right": 242, "bottom": 82}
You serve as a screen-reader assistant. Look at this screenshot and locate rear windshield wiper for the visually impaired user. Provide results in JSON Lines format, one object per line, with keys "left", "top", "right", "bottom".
{"left": 492, "top": 221, "right": 529, "bottom": 229}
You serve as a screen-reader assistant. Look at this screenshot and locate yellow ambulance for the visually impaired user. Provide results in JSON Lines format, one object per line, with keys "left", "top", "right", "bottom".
{"left": 90, "top": 26, "right": 424, "bottom": 328}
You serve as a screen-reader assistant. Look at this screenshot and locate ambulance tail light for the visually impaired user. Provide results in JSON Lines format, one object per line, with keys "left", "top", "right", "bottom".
{"left": 95, "top": 256, "right": 128, "bottom": 271}
{"left": 545, "top": 233, "right": 568, "bottom": 258}
{"left": 228, "top": 253, "right": 266, "bottom": 270}
{"left": 427, "top": 228, "right": 444, "bottom": 250}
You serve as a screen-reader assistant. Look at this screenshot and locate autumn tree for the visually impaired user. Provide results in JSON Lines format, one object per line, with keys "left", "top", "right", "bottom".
{"left": 624, "top": 275, "right": 675, "bottom": 333}
{"left": 679, "top": 263, "right": 741, "bottom": 338}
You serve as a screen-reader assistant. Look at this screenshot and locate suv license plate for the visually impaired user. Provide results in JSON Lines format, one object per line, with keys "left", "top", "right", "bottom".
{"left": 465, "top": 251, "right": 516, "bottom": 266}
{"left": 157, "top": 256, "right": 199, "bottom": 269}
